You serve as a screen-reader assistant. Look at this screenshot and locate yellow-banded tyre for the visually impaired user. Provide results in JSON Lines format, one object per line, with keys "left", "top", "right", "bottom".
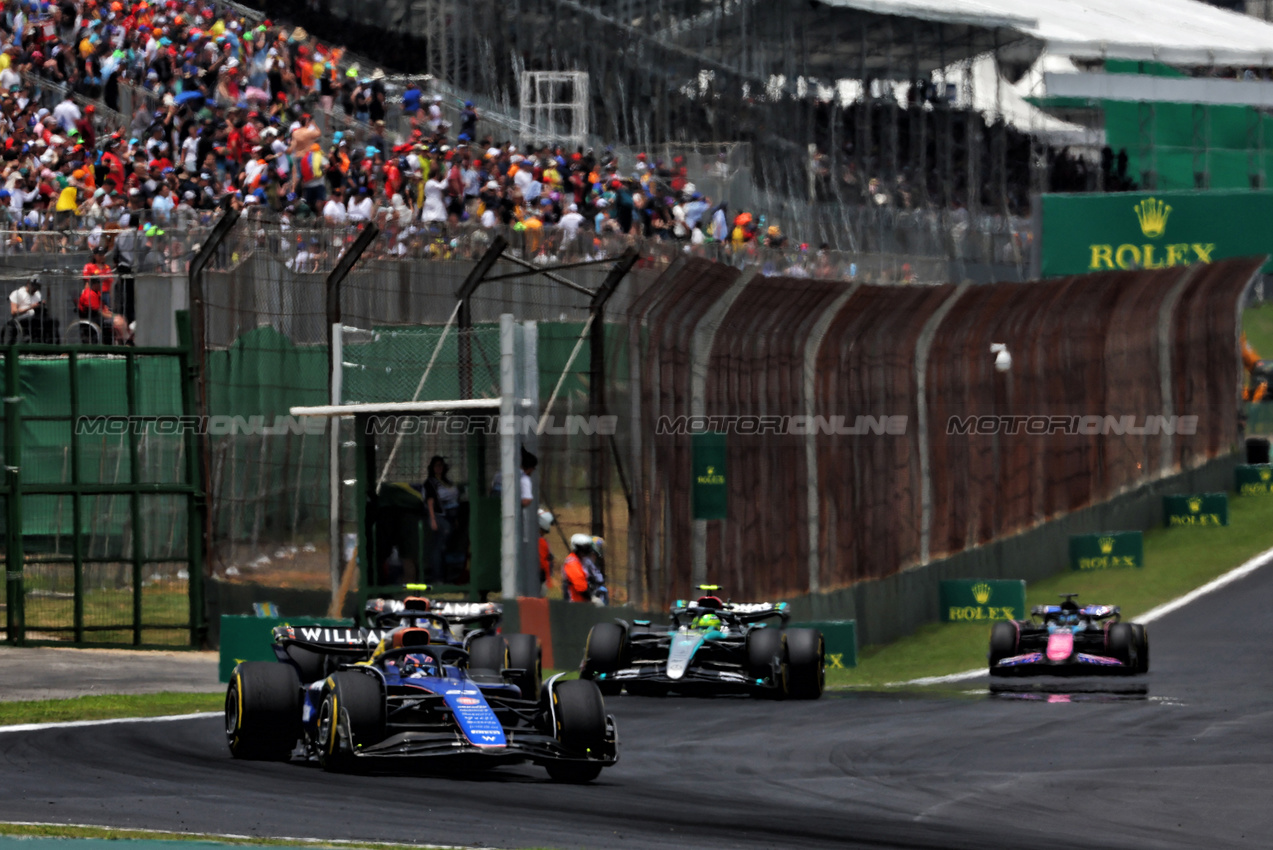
{"left": 225, "top": 662, "right": 301, "bottom": 761}
{"left": 317, "top": 670, "right": 385, "bottom": 773}
{"left": 545, "top": 679, "right": 606, "bottom": 784}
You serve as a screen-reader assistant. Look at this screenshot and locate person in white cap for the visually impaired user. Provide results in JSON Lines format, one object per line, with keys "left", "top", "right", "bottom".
{"left": 537, "top": 509, "right": 556, "bottom": 590}
{"left": 559, "top": 201, "right": 584, "bottom": 253}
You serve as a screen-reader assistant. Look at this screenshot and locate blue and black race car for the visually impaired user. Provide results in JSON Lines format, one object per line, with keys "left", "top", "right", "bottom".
{"left": 225, "top": 624, "right": 617, "bottom": 783}
{"left": 363, "top": 592, "right": 541, "bottom": 701}
{"left": 989, "top": 594, "right": 1149, "bottom": 677}
{"left": 579, "top": 586, "right": 824, "bottom": 699}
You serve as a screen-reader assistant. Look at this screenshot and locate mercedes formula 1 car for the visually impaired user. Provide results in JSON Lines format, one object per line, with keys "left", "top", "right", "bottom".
{"left": 579, "top": 586, "right": 824, "bottom": 699}
{"left": 225, "top": 624, "right": 617, "bottom": 782}
{"left": 988, "top": 594, "right": 1149, "bottom": 677}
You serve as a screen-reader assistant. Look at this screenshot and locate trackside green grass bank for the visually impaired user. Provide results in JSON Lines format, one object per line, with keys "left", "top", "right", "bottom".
{"left": 829, "top": 490, "right": 1273, "bottom": 688}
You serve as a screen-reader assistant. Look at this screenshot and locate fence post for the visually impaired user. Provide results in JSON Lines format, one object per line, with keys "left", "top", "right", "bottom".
{"left": 176, "top": 310, "right": 206, "bottom": 647}
{"left": 124, "top": 348, "right": 143, "bottom": 645}
{"left": 588, "top": 248, "right": 640, "bottom": 541}
{"left": 5, "top": 347, "right": 23, "bottom": 644}
{"left": 325, "top": 222, "right": 380, "bottom": 609}
{"left": 188, "top": 209, "right": 240, "bottom": 608}
{"left": 68, "top": 349, "right": 83, "bottom": 643}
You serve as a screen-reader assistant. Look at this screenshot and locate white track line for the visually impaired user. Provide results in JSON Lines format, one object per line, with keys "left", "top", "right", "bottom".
{"left": 885, "top": 542, "right": 1273, "bottom": 687}
{"left": 0, "top": 711, "right": 219, "bottom": 734}
{"left": 0, "top": 821, "right": 491, "bottom": 850}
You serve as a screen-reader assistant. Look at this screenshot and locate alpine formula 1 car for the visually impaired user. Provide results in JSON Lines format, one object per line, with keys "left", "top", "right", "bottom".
{"left": 988, "top": 594, "right": 1149, "bottom": 677}
{"left": 362, "top": 592, "right": 542, "bottom": 701}
{"left": 579, "top": 586, "right": 824, "bottom": 699}
{"left": 225, "top": 624, "right": 617, "bottom": 782}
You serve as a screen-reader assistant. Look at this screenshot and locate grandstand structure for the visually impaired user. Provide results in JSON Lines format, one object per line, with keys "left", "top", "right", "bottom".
{"left": 256, "top": 0, "right": 1273, "bottom": 257}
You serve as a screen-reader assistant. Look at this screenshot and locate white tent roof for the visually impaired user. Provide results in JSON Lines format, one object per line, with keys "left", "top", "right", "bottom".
{"left": 824, "top": 0, "right": 1273, "bottom": 66}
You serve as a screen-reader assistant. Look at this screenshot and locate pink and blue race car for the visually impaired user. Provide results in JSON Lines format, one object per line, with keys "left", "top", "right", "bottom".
{"left": 988, "top": 594, "right": 1149, "bottom": 676}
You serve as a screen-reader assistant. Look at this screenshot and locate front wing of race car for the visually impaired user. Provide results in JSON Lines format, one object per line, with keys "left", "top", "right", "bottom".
{"left": 991, "top": 651, "right": 1131, "bottom": 676}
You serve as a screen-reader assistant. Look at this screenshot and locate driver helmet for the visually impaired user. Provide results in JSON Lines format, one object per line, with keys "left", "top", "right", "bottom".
{"left": 591, "top": 536, "right": 605, "bottom": 558}
{"left": 692, "top": 613, "right": 722, "bottom": 631}
{"left": 397, "top": 652, "right": 433, "bottom": 677}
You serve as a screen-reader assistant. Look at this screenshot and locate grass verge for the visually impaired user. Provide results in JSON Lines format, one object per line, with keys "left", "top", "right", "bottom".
{"left": 0, "top": 822, "right": 530, "bottom": 849}
{"left": 0, "top": 692, "right": 223, "bottom": 727}
{"left": 827, "top": 491, "right": 1273, "bottom": 688}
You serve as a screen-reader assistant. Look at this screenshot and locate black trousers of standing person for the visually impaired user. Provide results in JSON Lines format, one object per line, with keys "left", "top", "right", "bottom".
{"left": 114, "top": 263, "right": 136, "bottom": 325}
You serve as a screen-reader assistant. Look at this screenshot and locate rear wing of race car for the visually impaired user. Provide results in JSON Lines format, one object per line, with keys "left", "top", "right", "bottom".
{"left": 1029, "top": 604, "right": 1121, "bottom": 620}
{"left": 363, "top": 598, "right": 504, "bottom": 629}
{"left": 667, "top": 600, "right": 791, "bottom": 627}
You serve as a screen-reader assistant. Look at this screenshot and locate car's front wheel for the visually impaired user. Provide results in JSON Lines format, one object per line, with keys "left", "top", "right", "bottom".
{"left": 544, "top": 679, "right": 606, "bottom": 784}
{"left": 988, "top": 622, "right": 1018, "bottom": 674}
{"left": 1108, "top": 623, "right": 1138, "bottom": 673}
{"left": 581, "top": 623, "right": 627, "bottom": 695}
{"left": 317, "top": 670, "right": 385, "bottom": 772}
{"left": 747, "top": 627, "right": 787, "bottom": 699}
{"left": 1130, "top": 624, "right": 1149, "bottom": 674}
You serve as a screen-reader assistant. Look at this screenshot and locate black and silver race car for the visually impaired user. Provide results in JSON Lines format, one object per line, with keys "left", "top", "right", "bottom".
{"left": 225, "top": 623, "right": 617, "bottom": 782}
{"left": 579, "top": 586, "right": 824, "bottom": 699}
{"left": 988, "top": 594, "right": 1149, "bottom": 676}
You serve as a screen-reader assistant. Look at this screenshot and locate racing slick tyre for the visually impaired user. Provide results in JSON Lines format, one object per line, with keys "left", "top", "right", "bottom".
{"left": 505, "top": 633, "right": 543, "bottom": 701}
{"left": 1130, "top": 624, "right": 1150, "bottom": 674}
{"left": 225, "top": 661, "right": 301, "bottom": 761}
{"left": 581, "top": 623, "right": 627, "bottom": 696}
{"left": 988, "top": 622, "right": 1019, "bottom": 675}
{"left": 545, "top": 679, "right": 606, "bottom": 784}
{"left": 746, "top": 627, "right": 787, "bottom": 699}
{"left": 1107, "top": 623, "right": 1138, "bottom": 674}
{"left": 318, "top": 670, "right": 385, "bottom": 773}
{"left": 785, "top": 628, "right": 825, "bottom": 700}
{"left": 467, "top": 634, "right": 509, "bottom": 677}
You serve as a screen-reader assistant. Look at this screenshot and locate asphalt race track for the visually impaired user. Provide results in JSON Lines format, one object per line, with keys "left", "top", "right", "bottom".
{"left": 4, "top": 566, "right": 1273, "bottom": 850}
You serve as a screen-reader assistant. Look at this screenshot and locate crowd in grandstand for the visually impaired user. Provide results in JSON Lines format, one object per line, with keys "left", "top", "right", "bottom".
{"left": 0, "top": 0, "right": 816, "bottom": 263}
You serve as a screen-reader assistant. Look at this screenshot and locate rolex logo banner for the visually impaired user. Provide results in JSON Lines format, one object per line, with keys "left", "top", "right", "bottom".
{"left": 1069, "top": 531, "right": 1144, "bottom": 571}
{"left": 1236, "top": 464, "right": 1273, "bottom": 495}
{"left": 939, "top": 580, "right": 1026, "bottom": 623}
{"left": 1163, "top": 493, "right": 1228, "bottom": 527}
{"left": 1039, "top": 189, "right": 1273, "bottom": 278}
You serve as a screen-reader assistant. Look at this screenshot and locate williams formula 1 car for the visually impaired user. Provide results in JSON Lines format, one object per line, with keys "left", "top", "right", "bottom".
{"left": 225, "top": 623, "right": 617, "bottom": 782}
{"left": 362, "top": 592, "right": 542, "bottom": 701}
{"left": 580, "top": 586, "right": 824, "bottom": 699}
{"left": 988, "top": 594, "right": 1149, "bottom": 677}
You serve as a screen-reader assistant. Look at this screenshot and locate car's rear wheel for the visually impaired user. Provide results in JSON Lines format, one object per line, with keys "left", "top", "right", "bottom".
{"left": 1130, "top": 624, "right": 1149, "bottom": 674}
{"left": 467, "top": 634, "right": 509, "bottom": 676}
{"left": 747, "top": 627, "right": 787, "bottom": 699}
{"left": 581, "top": 623, "right": 627, "bottom": 695}
{"left": 318, "top": 670, "right": 385, "bottom": 772}
{"left": 545, "top": 679, "right": 606, "bottom": 783}
{"left": 785, "top": 628, "right": 824, "bottom": 699}
{"left": 1108, "top": 623, "right": 1137, "bottom": 673}
{"left": 988, "top": 622, "right": 1018, "bottom": 674}
{"left": 225, "top": 661, "right": 300, "bottom": 760}
{"left": 505, "top": 633, "right": 542, "bottom": 700}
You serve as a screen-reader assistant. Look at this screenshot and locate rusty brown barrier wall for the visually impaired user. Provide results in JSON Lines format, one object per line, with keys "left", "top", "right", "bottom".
{"left": 627, "top": 257, "right": 1261, "bottom": 609}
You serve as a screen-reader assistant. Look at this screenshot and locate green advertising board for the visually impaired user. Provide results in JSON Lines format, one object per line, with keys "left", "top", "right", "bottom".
{"left": 218, "top": 615, "right": 352, "bottom": 682}
{"left": 1236, "top": 464, "right": 1273, "bottom": 495}
{"left": 1039, "top": 190, "right": 1273, "bottom": 278}
{"left": 1163, "top": 493, "right": 1229, "bottom": 527}
{"left": 692, "top": 432, "right": 728, "bottom": 520}
{"left": 939, "top": 580, "right": 1026, "bottom": 623}
{"left": 1069, "top": 531, "right": 1144, "bottom": 571}
{"left": 792, "top": 619, "right": 857, "bottom": 668}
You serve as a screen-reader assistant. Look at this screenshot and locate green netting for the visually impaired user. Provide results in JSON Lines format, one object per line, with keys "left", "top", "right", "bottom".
{"left": 1105, "top": 99, "right": 1273, "bottom": 192}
